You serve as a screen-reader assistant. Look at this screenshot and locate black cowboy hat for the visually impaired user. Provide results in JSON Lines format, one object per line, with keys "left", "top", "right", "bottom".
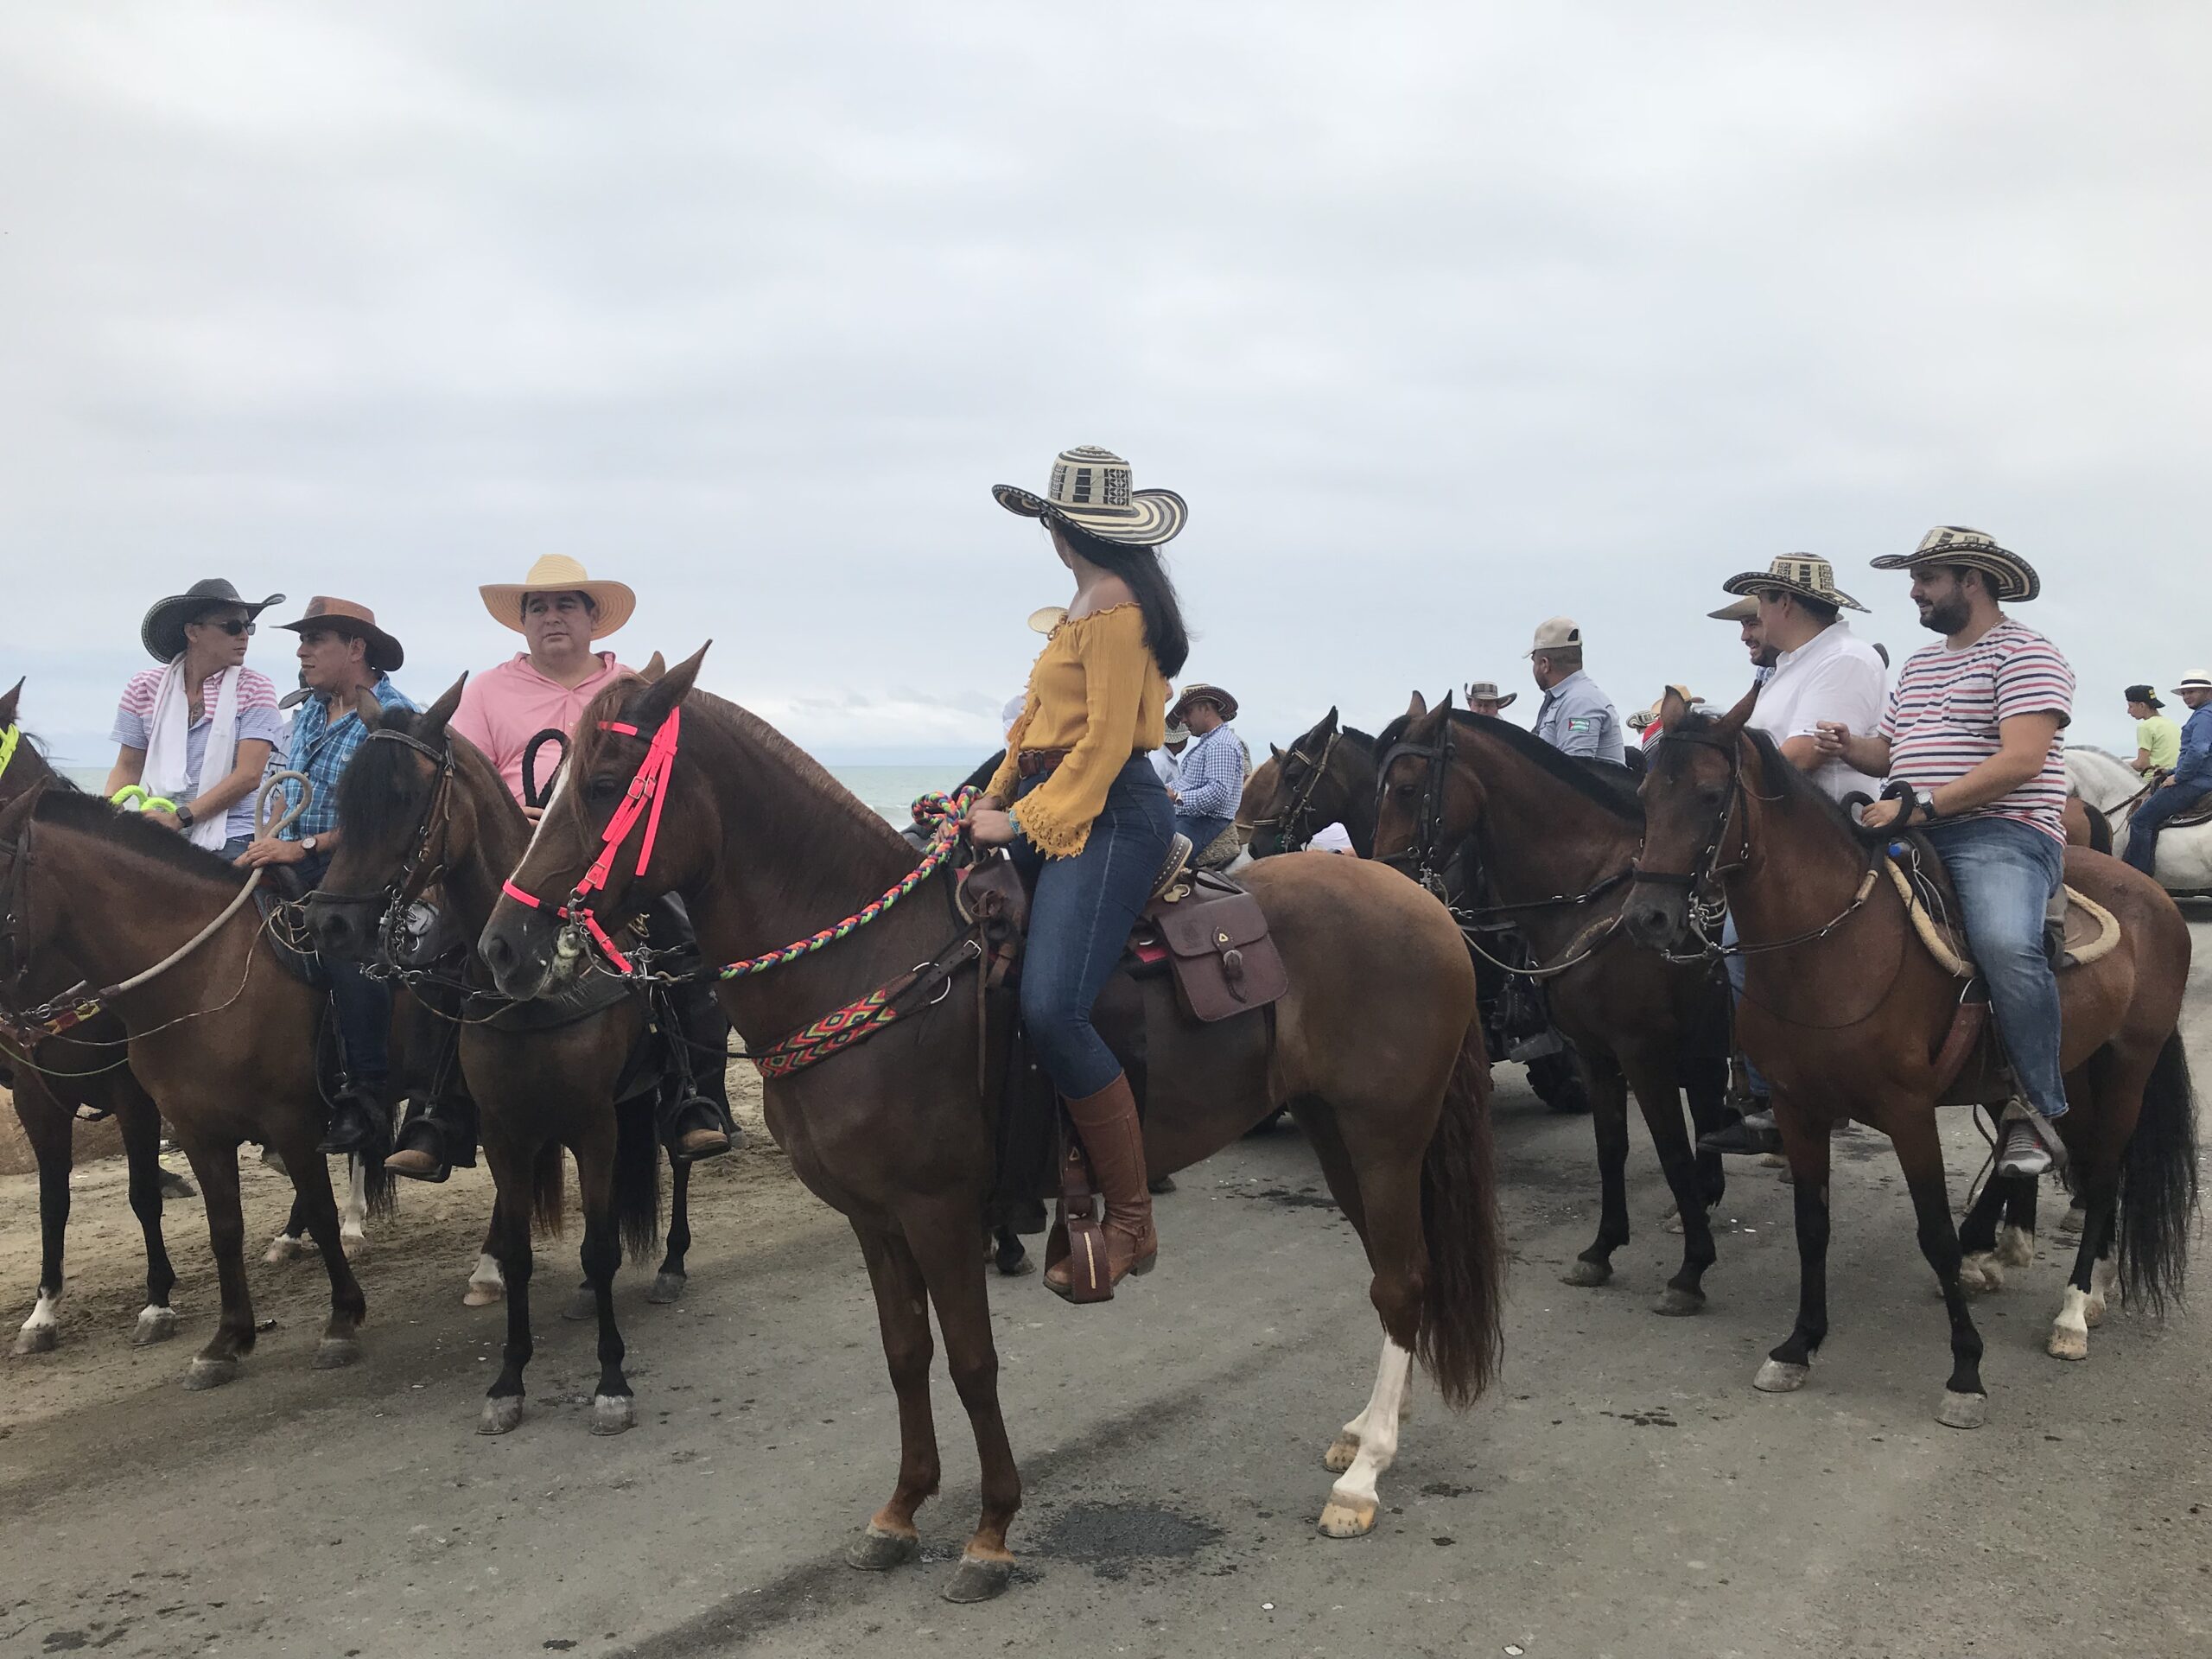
{"left": 140, "top": 578, "right": 286, "bottom": 663}
{"left": 276, "top": 596, "right": 406, "bottom": 672}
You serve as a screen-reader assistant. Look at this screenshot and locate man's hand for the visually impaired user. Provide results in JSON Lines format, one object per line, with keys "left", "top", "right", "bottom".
{"left": 523, "top": 804, "right": 544, "bottom": 822}
{"left": 235, "top": 836, "right": 308, "bottom": 868}
{"left": 143, "top": 809, "right": 182, "bottom": 831}
{"left": 2162, "top": 775, "right": 2179, "bottom": 790}
{"left": 968, "top": 808, "right": 1015, "bottom": 849}
{"left": 1812, "top": 721, "right": 1852, "bottom": 757}
{"left": 1859, "top": 797, "right": 1902, "bottom": 831}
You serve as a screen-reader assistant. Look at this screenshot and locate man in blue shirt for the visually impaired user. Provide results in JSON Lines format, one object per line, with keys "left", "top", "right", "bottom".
{"left": 238, "top": 598, "right": 416, "bottom": 1154}
{"left": 2121, "top": 671, "right": 2212, "bottom": 880}
{"left": 1166, "top": 683, "right": 1245, "bottom": 861}
{"left": 1529, "top": 617, "right": 1625, "bottom": 765}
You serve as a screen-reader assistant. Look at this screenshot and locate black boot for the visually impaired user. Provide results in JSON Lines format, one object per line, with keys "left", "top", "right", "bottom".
{"left": 318, "top": 1079, "right": 391, "bottom": 1157}
{"left": 658, "top": 980, "right": 739, "bottom": 1163}
{"left": 1698, "top": 1103, "right": 1780, "bottom": 1156}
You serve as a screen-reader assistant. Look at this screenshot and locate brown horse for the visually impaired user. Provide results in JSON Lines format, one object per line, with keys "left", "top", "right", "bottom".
{"left": 305, "top": 679, "right": 683, "bottom": 1436}
{"left": 1622, "top": 689, "right": 2196, "bottom": 1426}
{"left": 1375, "top": 695, "right": 1734, "bottom": 1313}
{"left": 0, "top": 681, "right": 188, "bottom": 1356}
{"left": 478, "top": 648, "right": 1503, "bottom": 1601}
{"left": 0, "top": 784, "right": 378, "bottom": 1388}
{"left": 1236, "top": 707, "right": 1381, "bottom": 856}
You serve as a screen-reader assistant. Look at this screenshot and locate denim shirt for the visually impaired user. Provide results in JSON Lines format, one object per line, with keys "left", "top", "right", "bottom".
{"left": 2175, "top": 703, "right": 2212, "bottom": 791}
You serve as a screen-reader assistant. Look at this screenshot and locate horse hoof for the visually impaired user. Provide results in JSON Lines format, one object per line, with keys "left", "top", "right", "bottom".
{"left": 183, "top": 1357, "right": 238, "bottom": 1390}
{"left": 590, "top": 1394, "right": 636, "bottom": 1435}
{"left": 562, "top": 1287, "right": 596, "bottom": 1322}
{"left": 340, "top": 1233, "right": 370, "bottom": 1264}
{"left": 132, "top": 1306, "right": 181, "bottom": 1346}
{"left": 995, "top": 1247, "right": 1033, "bottom": 1277}
{"left": 462, "top": 1281, "right": 505, "bottom": 1308}
{"left": 1318, "top": 1493, "right": 1378, "bottom": 1538}
{"left": 1323, "top": 1433, "right": 1362, "bottom": 1473}
{"left": 2083, "top": 1296, "right": 2107, "bottom": 1330}
{"left": 1663, "top": 1212, "right": 1685, "bottom": 1236}
{"left": 262, "top": 1236, "right": 303, "bottom": 1266}
{"left": 478, "top": 1395, "right": 524, "bottom": 1435}
{"left": 941, "top": 1553, "right": 1014, "bottom": 1604}
{"left": 12, "top": 1324, "right": 59, "bottom": 1357}
{"left": 157, "top": 1169, "right": 197, "bottom": 1200}
{"left": 1654, "top": 1287, "right": 1706, "bottom": 1317}
{"left": 1560, "top": 1259, "right": 1612, "bottom": 1288}
{"left": 1752, "top": 1359, "right": 1810, "bottom": 1394}
{"left": 1936, "top": 1390, "right": 1987, "bottom": 1430}
{"left": 1996, "top": 1227, "right": 2035, "bottom": 1268}
{"left": 2047, "top": 1326, "right": 2089, "bottom": 1362}
{"left": 847, "top": 1526, "right": 922, "bottom": 1571}
{"left": 314, "top": 1336, "right": 362, "bottom": 1370}
{"left": 1958, "top": 1254, "right": 2003, "bottom": 1295}
{"left": 646, "top": 1271, "right": 688, "bottom": 1306}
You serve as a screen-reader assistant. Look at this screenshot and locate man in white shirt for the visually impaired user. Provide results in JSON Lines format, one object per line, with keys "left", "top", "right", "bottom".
{"left": 1697, "top": 556, "right": 1888, "bottom": 1155}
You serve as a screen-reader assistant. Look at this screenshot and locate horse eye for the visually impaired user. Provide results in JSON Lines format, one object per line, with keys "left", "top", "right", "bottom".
{"left": 586, "top": 775, "right": 622, "bottom": 804}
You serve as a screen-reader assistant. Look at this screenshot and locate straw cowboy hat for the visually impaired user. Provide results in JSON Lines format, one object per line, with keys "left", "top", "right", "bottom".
{"left": 1721, "top": 554, "right": 1866, "bottom": 613}
{"left": 140, "top": 578, "right": 286, "bottom": 663}
{"left": 1168, "top": 683, "right": 1238, "bottom": 723}
{"left": 276, "top": 596, "right": 406, "bottom": 672}
{"left": 1707, "top": 596, "right": 1759, "bottom": 623}
{"left": 2171, "top": 672, "right": 2212, "bottom": 696}
{"left": 1464, "top": 679, "right": 1519, "bottom": 710}
{"left": 994, "top": 444, "right": 1188, "bottom": 546}
{"left": 478, "top": 555, "right": 637, "bottom": 637}
{"left": 1869, "top": 525, "right": 2041, "bottom": 602}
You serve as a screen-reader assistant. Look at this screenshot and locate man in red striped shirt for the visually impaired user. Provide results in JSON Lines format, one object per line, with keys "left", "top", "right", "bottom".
{"left": 1815, "top": 527, "right": 2075, "bottom": 1178}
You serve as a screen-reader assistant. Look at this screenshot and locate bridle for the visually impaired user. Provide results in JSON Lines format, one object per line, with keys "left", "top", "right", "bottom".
{"left": 1376, "top": 715, "right": 1459, "bottom": 900}
{"left": 1236, "top": 728, "right": 1341, "bottom": 855}
{"left": 1625, "top": 728, "right": 1753, "bottom": 904}
{"left": 312, "top": 728, "right": 459, "bottom": 965}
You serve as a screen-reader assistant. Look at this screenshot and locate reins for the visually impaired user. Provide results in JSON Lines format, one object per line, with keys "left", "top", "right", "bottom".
{"left": 1236, "top": 728, "right": 1341, "bottom": 853}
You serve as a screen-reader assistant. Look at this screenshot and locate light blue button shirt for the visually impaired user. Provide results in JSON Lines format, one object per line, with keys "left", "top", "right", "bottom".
{"left": 1533, "top": 669, "right": 1625, "bottom": 765}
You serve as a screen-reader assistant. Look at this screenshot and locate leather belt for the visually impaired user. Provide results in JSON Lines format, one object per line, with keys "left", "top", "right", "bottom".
{"left": 1017, "top": 747, "right": 1072, "bottom": 779}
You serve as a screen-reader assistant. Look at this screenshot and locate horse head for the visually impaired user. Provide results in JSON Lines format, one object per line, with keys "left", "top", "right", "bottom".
{"left": 1622, "top": 684, "right": 1755, "bottom": 949}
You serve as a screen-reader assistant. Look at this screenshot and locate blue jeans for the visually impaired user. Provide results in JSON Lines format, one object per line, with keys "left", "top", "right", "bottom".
{"left": 2121, "top": 779, "right": 2210, "bottom": 876}
{"left": 1923, "top": 816, "right": 2068, "bottom": 1119}
{"left": 1012, "top": 755, "right": 1175, "bottom": 1097}
{"left": 301, "top": 851, "right": 392, "bottom": 1085}
{"left": 1720, "top": 912, "right": 1770, "bottom": 1103}
{"left": 1174, "top": 811, "right": 1232, "bottom": 854}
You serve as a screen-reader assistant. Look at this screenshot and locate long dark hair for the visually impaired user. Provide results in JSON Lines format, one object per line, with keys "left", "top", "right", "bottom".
{"left": 1053, "top": 518, "right": 1191, "bottom": 677}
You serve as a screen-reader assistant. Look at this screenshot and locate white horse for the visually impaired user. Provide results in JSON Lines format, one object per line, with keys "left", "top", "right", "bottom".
{"left": 2065, "top": 745, "right": 2212, "bottom": 894}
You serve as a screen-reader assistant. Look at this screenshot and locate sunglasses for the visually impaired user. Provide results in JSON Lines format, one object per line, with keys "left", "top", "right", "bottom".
{"left": 197, "top": 618, "right": 256, "bottom": 637}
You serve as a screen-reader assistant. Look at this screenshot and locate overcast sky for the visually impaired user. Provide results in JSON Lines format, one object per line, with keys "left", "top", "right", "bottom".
{"left": 3, "top": 3, "right": 2206, "bottom": 772}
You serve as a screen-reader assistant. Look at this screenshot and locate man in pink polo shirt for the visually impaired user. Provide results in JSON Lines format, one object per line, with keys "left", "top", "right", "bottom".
{"left": 386, "top": 556, "right": 736, "bottom": 1181}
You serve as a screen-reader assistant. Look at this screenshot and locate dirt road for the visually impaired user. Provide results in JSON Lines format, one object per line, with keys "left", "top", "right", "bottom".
{"left": 2, "top": 928, "right": 2208, "bottom": 1658}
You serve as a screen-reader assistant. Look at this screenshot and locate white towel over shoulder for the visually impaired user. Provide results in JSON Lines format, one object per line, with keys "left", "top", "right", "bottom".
{"left": 141, "top": 660, "right": 240, "bottom": 852}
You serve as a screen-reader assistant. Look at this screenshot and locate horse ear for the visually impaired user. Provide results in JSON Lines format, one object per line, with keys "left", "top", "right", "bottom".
{"left": 639, "top": 652, "right": 667, "bottom": 684}
{"left": 632, "top": 642, "right": 709, "bottom": 731}
{"left": 353, "top": 689, "right": 383, "bottom": 728}
{"left": 1320, "top": 706, "right": 1338, "bottom": 734}
{"left": 1713, "top": 682, "right": 1760, "bottom": 737}
{"left": 416, "top": 675, "right": 467, "bottom": 746}
{"left": 1440, "top": 690, "right": 1456, "bottom": 712}
{"left": 0, "top": 678, "right": 22, "bottom": 731}
{"left": 1657, "top": 687, "right": 1692, "bottom": 732}
{"left": 1406, "top": 690, "right": 1428, "bottom": 721}
{"left": 1268, "top": 741, "right": 1284, "bottom": 762}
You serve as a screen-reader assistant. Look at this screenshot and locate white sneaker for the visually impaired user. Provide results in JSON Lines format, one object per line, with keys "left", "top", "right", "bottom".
{"left": 1996, "top": 1112, "right": 2067, "bottom": 1179}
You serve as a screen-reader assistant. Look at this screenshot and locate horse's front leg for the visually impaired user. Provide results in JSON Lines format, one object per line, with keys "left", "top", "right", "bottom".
{"left": 647, "top": 1153, "right": 692, "bottom": 1304}
{"left": 1627, "top": 1058, "right": 1718, "bottom": 1315}
{"left": 906, "top": 1199, "right": 1020, "bottom": 1603}
{"left": 846, "top": 1223, "right": 941, "bottom": 1573}
{"left": 572, "top": 1119, "right": 633, "bottom": 1434}
{"left": 478, "top": 1141, "right": 537, "bottom": 1434}
{"left": 339, "top": 1154, "right": 371, "bottom": 1261}
{"left": 465, "top": 1200, "right": 507, "bottom": 1306}
{"left": 116, "top": 1097, "right": 181, "bottom": 1345}
{"left": 1562, "top": 1054, "right": 1631, "bottom": 1288}
{"left": 10, "top": 1083, "right": 74, "bottom": 1356}
{"left": 1955, "top": 1159, "right": 2015, "bottom": 1293}
{"left": 1890, "top": 1114, "right": 1987, "bottom": 1427}
{"left": 1755, "top": 1095, "right": 1832, "bottom": 1395}
{"left": 275, "top": 1128, "right": 369, "bottom": 1370}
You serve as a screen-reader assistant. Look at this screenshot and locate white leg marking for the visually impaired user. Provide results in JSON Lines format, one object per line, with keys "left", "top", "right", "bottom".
{"left": 1319, "top": 1338, "right": 1412, "bottom": 1536}
{"left": 2048, "top": 1286, "right": 2092, "bottom": 1361}
{"left": 1959, "top": 1250, "right": 2004, "bottom": 1294}
{"left": 2086, "top": 1255, "right": 2118, "bottom": 1326}
{"left": 340, "top": 1156, "right": 370, "bottom": 1260}
{"left": 24, "top": 1291, "right": 59, "bottom": 1330}
{"left": 13, "top": 1291, "right": 61, "bottom": 1354}
{"left": 1995, "top": 1223, "right": 2035, "bottom": 1268}
{"left": 263, "top": 1229, "right": 307, "bottom": 1265}
{"left": 463, "top": 1253, "right": 507, "bottom": 1306}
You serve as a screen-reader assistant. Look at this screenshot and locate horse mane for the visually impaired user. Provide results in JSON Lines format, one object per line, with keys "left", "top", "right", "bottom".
{"left": 1667, "top": 707, "right": 1859, "bottom": 837}
{"left": 1445, "top": 711, "right": 1643, "bottom": 823}
{"left": 33, "top": 787, "right": 245, "bottom": 885}
{"left": 337, "top": 705, "right": 448, "bottom": 844}
{"left": 1338, "top": 726, "right": 1376, "bottom": 756}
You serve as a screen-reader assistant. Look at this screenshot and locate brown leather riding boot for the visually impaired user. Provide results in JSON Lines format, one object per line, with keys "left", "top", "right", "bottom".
{"left": 1044, "top": 1074, "right": 1158, "bottom": 1303}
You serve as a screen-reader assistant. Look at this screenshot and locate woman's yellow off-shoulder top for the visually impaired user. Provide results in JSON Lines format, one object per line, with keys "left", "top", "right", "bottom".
{"left": 987, "top": 604, "right": 1167, "bottom": 858}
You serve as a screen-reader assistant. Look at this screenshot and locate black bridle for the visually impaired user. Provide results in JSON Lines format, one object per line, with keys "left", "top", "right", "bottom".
{"left": 1627, "top": 728, "right": 1751, "bottom": 901}
{"left": 309, "top": 727, "right": 459, "bottom": 969}
{"left": 1238, "top": 728, "right": 1341, "bottom": 855}
{"left": 1376, "top": 717, "right": 1459, "bottom": 900}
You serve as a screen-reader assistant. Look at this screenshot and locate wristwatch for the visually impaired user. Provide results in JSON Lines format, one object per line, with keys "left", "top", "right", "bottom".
{"left": 175, "top": 804, "right": 195, "bottom": 829}
{"left": 302, "top": 834, "right": 321, "bottom": 854}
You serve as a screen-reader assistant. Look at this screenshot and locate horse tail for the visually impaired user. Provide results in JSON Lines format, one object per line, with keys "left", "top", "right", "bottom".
{"left": 361, "top": 1147, "right": 396, "bottom": 1222}
{"left": 529, "top": 1141, "right": 567, "bottom": 1236}
{"left": 613, "top": 1096, "right": 664, "bottom": 1264}
{"left": 1415, "top": 1017, "right": 1505, "bottom": 1410}
{"left": 2084, "top": 801, "right": 2113, "bottom": 855}
{"left": 2119, "top": 1030, "right": 2197, "bottom": 1316}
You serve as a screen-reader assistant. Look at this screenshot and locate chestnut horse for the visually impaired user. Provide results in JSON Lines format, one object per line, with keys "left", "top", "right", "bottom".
{"left": 0, "top": 787, "right": 378, "bottom": 1388}
{"left": 1236, "top": 707, "right": 1381, "bottom": 856}
{"left": 480, "top": 648, "right": 1503, "bottom": 1602}
{"left": 1623, "top": 690, "right": 2196, "bottom": 1427}
{"left": 1374, "top": 696, "right": 1733, "bottom": 1312}
{"left": 0, "top": 681, "right": 187, "bottom": 1356}
{"left": 306, "top": 679, "right": 688, "bottom": 1436}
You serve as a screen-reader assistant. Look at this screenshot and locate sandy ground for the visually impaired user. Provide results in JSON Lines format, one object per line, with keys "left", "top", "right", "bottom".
{"left": 0, "top": 932, "right": 2208, "bottom": 1658}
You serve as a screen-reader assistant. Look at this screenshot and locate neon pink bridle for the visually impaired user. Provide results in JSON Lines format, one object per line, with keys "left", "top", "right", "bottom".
{"left": 500, "top": 706, "right": 682, "bottom": 976}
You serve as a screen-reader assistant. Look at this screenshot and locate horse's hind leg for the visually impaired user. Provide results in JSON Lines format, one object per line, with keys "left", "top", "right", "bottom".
{"left": 276, "top": 1129, "right": 369, "bottom": 1370}
{"left": 339, "top": 1154, "right": 370, "bottom": 1261}
{"left": 1628, "top": 1060, "right": 1718, "bottom": 1315}
{"left": 1997, "top": 1173, "right": 2039, "bottom": 1268}
{"left": 1287, "top": 1099, "right": 1384, "bottom": 1472}
{"left": 2049, "top": 1166, "right": 2119, "bottom": 1363}
{"left": 11, "top": 1083, "right": 74, "bottom": 1356}
{"left": 846, "top": 1224, "right": 940, "bottom": 1573}
{"left": 572, "top": 1124, "right": 634, "bottom": 1433}
{"left": 264, "top": 1192, "right": 312, "bottom": 1264}
{"left": 1890, "top": 1114, "right": 1987, "bottom": 1427}
{"left": 1755, "top": 1103, "right": 1833, "bottom": 1396}
{"left": 1956, "top": 1166, "right": 2016, "bottom": 1293}
{"left": 178, "top": 1136, "right": 258, "bottom": 1389}
{"left": 117, "top": 1098, "right": 181, "bottom": 1345}
{"left": 465, "top": 1203, "right": 506, "bottom": 1306}
{"left": 647, "top": 1153, "right": 692, "bottom": 1304}
{"left": 1564, "top": 1056, "right": 1632, "bottom": 1289}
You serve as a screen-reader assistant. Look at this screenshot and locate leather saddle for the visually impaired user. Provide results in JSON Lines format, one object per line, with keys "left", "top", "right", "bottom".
{"left": 962, "top": 832, "right": 1290, "bottom": 1024}
{"left": 2164, "top": 794, "right": 2212, "bottom": 830}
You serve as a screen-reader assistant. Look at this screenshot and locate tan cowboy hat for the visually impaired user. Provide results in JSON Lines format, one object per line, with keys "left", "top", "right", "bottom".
{"left": 1869, "top": 525, "right": 2040, "bottom": 602}
{"left": 1464, "top": 679, "right": 1519, "bottom": 710}
{"left": 1707, "top": 596, "right": 1759, "bottom": 623}
{"left": 994, "top": 445, "right": 1187, "bottom": 546}
{"left": 1168, "top": 683, "right": 1238, "bottom": 723}
{"left": 1529, "top": 616, "right": 1582, "bottom": 656}
{"left": 2171, "top": 671, "right": 2212, "bottom": 696}
{"left": 1722, "top": 554, "right": 1866, "bottom": 613}
{"left": 140, "top": 578, "right": 286, "bottom": 663}
{"left": 478, "top": 555, "right": 637, "bottom": 638}
{"left": 276, "top": 596, "right": 405, "bottom": 672}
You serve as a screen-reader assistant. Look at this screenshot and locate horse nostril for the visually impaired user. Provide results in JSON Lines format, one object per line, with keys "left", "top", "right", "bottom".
{"left": 483, "top": 932, "right": 513, "bottom": 975}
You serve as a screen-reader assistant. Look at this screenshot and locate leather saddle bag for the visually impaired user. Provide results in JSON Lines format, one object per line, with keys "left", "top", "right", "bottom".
{"left": 1145, "top": 870, "right": 1288, "bottom": 1023}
